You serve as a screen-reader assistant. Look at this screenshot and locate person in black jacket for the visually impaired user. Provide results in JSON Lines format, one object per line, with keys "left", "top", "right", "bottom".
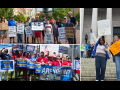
{"left": 109, "top": 36, "right": 120, "bottom": 81}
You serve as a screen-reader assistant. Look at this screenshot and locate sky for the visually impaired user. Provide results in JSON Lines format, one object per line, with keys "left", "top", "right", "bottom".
{"left": 37, "top": 8, "right": 52, "bottom": 11}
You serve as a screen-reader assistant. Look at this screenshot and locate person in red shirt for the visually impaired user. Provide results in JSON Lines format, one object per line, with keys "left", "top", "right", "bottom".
{"left": 59, "top": 58, "right": 63, "bottom": 66}
{"left": 53, "top": 57, "right": 59, "bottom": 66}
{"left": 62, "top": 57, "right": 72, "bottom": 67}
{"left": 10, "top": 48, "right": 22, "bottom": 81}
{"left": 47, "top": 56, "right": 54, "bottom": 66}
{"left": 18, "top": 50, "right": 22, "bottom": 76}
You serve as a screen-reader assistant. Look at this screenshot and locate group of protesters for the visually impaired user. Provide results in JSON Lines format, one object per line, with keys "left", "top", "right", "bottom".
{"left": 81, "top": 28, "right": 120, "bottom": 81}
{"left": 0, "top": 11, "right": 78, "bottom": 44}
{"left": 0, "top": 47, "right": 76, "bottom": 81}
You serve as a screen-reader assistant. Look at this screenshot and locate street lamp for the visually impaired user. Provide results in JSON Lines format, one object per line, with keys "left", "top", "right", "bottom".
{"left": 85, "top": 34, "right": 88, "bottom": 44}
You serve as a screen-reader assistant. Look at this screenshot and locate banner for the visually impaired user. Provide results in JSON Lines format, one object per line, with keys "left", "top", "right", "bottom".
{"left": 58, "top": 27, "right": 67, "bottom": 41}
{"left": 65, "top": 27, "right": 74, "bottom": 38}
{"left": 0, "top": 23, "right": 8, "bottom": 30}
{"left": 23, "top": 45, "right": 26, "bottom": 52}
{"left": 45, "top": 33, "right": 53, "bottom": 44}
{"left": 25, "top": 26, "right": 33, "bottom": 37}
{"left": 32, "top": 22, "right": 44, "bottom": 31}
{"left": 27, "top": 60, "right": 36, "bottom": 69}
{"left": 26, "top": 45, "right": 35, "bottom": 53}
{"left": 59, "top": 46, "right": 68, "bottom": 54}
{"left": 97, "top": 20, "right": 111, "bottom": 36}
{"left": 16, "top": 59, "right": 27, "bottom": 67}
{"left": 8, "top": 26, "right": 16, "bottom": 37}
{"left": 17, "top": 23, "right": 24, "bottom": 34}
{"left": 109, "top": 40, "right": 120, "bottom": 55}
{"left": 35, "top": 64, "right": 72, "bottom": 81}
{"left": 0, "top": 60, "right": 14, "bottom": 72}
{"left": 74, "top": 60, "right": 80, "bottom": 70}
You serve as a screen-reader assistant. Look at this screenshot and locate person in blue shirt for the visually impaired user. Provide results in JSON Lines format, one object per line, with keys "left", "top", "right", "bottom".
{"left": 8, "top": 16, "right": 16, "bottom": 43}
{"left": 29, "top": 53, "right": 37, "bottom": 81}
{"left": 85, "top": 43, "right": 88, "bottom": 58}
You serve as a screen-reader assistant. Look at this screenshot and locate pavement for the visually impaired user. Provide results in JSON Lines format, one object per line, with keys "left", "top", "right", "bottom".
{"left": 3, "top": 30, "right": 80, "bottom": 44}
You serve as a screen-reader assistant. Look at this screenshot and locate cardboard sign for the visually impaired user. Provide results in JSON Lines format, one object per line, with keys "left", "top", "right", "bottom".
{"left": 58, "top": 27, "right": 67, "bottom": 41}
{"left": 74, "top": 60, "right": 80, "bottom": 70}
{"left": 97, "top": 20, "right": 111, "bottom": 36}
{"left": 26, "top": 45, "right": 35, "bottom": 53}
{"left": 65, "top": 27, "right": 74, "bottom": 38}
{"left": 17, "top": 23, "right": 24, "bottom": 34}
{"left": 25, "top": 26, "right": 33, "bottom": 37}
{"left": 45, "top": 33, "right": 53, "bottom": 44}
{"left": 109, "top": 40, "right": 120, "bottom": 55}
{"left": 0, "top": 23, "right": 8, "bottom": 30}
{"left": 32, "top": 22, "right": 43, "bottom": 31}
{"left": 8, "top": 26, "right": 16, "bottom": 37}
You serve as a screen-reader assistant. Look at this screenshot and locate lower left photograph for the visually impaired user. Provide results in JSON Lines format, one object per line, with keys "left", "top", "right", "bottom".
{"left": 0, "top": 44, "right": 80, "bottom": 81}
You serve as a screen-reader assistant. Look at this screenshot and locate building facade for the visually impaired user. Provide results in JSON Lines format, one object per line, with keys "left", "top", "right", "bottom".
{"left": 13, "top": 8, "right": 26, "bottom": 15}
{"left": 80, "top": 8, "right": 120, "bottom": 45}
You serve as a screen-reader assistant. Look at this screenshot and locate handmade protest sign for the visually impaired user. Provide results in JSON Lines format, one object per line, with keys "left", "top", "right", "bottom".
{"left": 23, "top": 44, "right": 26, "bottom": 52}
{"left": 65, "top": 27, "right": 74, "bottom": 38}
{"left": 32, "top": 22, "right": 44, "bottom": 31}
{"left": 109, "top": 40, "right": 120, "bottom": 55}
{"left": 0, "top": 23, "right": 8, "bottom": 30}
{"left": 26, "top": 45, "right": 35, "bottom": 53}
{"left": 17, "top": 23, "right": 24, "bottom": 34}
{"left": 59, "top": 46, "right": 68, "bottom": 54}
{"left": 25, "top": 26, "right": 33, "bottom": 37}
{"left": 58, "top": 27, "right": 67, "bottom": 41}
{"left": 27, "top": 60, "right": 36, "bottom": 69}
{"left": 45, "top": 33, "right": 53, "bottom": 44}
{"left": 0, "top": 60, "right": 14, "bottom": 72}
{"left": 16, "top": 59, "right": 27, "bottom": 67}
{"left": 97, "top": 20, "right": 111, "bottom": 37}
{"left": 74, "top": 60, "right": 80, "bottom": 70}
{"left": 8, "top": 26, "right": 16, "bottom": 37}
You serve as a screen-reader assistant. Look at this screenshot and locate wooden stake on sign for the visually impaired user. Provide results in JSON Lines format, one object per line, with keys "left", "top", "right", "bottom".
{"left": 104, "top": 35, "right": 106, "bottom": 45}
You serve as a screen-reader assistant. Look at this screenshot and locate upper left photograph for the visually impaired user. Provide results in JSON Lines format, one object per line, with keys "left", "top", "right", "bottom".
{"left": 0, "top": 8, "right": 80, "bottom": 44}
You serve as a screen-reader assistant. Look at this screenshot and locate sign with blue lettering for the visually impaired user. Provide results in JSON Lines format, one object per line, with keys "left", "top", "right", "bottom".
{"left": 26, "top": 45, "right": 35, "bottom": 53}
{"left": 0, "top": 60, "right": 14, "bottom": 72}
{"left": 35, "top": 64, "right": 41, "bottom": 73}
{"left": 74, "top": 60, "right": 80, "bottom": 70}
{"left": 27, "top": 60, "right": 36, "bottom": 69}
{"left": 59, "top": 46, "right": 68, "bottom": 54}
{"left": 16, "top": 59, "right": 27, "bottom": 67}
{"left": 23, "top": 45, "right": 26, "bottom": 52}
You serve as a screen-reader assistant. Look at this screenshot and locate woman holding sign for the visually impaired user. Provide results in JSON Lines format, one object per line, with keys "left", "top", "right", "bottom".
{"left": 0, "top": 17, "right": 7, "bottom": 44}
{"left": 90, "top": 29, "right": 110, "bottom": 81}
{"left": 109, "top": 36, "right": 120, "bottom": 81}
{"left": 16, "top": 19, "right": 24, "bottom": 43}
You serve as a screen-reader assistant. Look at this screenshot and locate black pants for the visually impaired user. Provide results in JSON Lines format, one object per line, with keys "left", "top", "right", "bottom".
{"left": 88, "top": 50, "right": 91, "bottom": 58}
{"left": 68, "top": 38, "right": 74, "bottom": 44}
{"left": 24, "top": 30, "right": 29, "bottom": 43}
{"left": 74, "top": 28, "right": 76, "bottom": 44}
{"left": 54, "top": 36, "right": 58, "bottom": 44}
{"left": 95, "top": 56, "right": 107, "bottom": 81}
{"left": 32, "top": 37, "right": 35, "bottom": 43}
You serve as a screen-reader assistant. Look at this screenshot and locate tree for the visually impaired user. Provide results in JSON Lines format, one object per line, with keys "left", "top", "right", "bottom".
{"left": 43, "top": 8, "right": 49, "bottom": 17}
{"left": 74, "top": 12, "right": 80, "bottom": 22}
{"left": 14, "top": 11, "right": 27, "bottom": 23}
{"left": 51, "top": 8, "right": 72, "bottom": 22}
{"left": 0, "top": 8, "right": 13, "bottom": 21}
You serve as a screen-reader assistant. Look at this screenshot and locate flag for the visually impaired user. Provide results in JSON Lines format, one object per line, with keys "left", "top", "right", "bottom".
{"left": 44, "top": 45, "right": 48, "bottom": 54}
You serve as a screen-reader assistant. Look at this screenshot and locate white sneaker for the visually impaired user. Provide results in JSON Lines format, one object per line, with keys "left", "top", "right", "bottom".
{"left": 96, "top": 80, "right": 99, "bottom": 81}
{"left": 101, "top": 80, "right": 104, "bottom": 81}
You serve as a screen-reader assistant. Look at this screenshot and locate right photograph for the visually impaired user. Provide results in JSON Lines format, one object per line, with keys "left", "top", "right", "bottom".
{"left": 81, "top": 8, "right": 120, "bottom": 81}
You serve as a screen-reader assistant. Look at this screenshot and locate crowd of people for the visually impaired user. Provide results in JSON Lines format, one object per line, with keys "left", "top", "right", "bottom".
{"left": 0, "top": 47, "right": 80, "bottom": 81}
{"left": 0, "top": 11, "right": 78, "bottom": 44}
{"left": 81, "top": 28, "right": 120, "bottom": 81}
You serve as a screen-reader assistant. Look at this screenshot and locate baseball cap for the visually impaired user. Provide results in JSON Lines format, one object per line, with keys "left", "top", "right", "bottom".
{"left": 42, "top": 15, "right": 46, "bottom": 18}
{"left": 36, "top": 16, "right": 39, "bottom": 18}
{"left": 64, "top": 16, "right": 67, "bottom": 19}
{"left": 68, "top": 11, "right": 72, "bottom": 14}
{"left": 11, "top": 16, "right": 14, "bottom": 18}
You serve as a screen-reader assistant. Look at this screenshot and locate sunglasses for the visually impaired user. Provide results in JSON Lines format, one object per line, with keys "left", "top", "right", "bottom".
{"left": 64, "top": 18, "right": 66, "bottom": 19}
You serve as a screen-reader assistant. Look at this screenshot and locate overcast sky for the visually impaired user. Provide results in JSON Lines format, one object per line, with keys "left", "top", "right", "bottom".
{"left": 37, "top": 8, "right": 52, "bottom": 11}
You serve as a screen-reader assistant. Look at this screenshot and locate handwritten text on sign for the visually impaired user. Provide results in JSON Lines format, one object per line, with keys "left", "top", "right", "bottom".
{"left": 65, "top": 27, "right": 74, "bottom": 38}
{"left": 109, "top": 40, "right": 120, "bottom": 55}
{"left": 32, "top": 22, "right": 44, "bottom": 31}
{"left": 26, "top": 45, "right": 35, "bottom": 53}
{"left": 17, "top": 23, "right": 24, "bottom": 34}
{"left": 45, "top": 33, "right": 53, "bottom": 44}
{"left": 25, "top": 26, "right": 33, "bottom": 37}
{"left": 97, "top": 20, "right": 111, "bottom": 36}
{"left": 8, "top": 26, "right": 16, "bottom": 37}
{"left": 58, "top": 27, "right": 67, "bottom": 41}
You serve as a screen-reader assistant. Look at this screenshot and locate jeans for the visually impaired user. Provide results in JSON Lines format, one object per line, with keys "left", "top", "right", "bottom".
{"left": 95, "top": 56, "right": 107, "bottom": 81}
{"left": 0, "top": 71, "right": 7, "bottom": 81}
{"left": 88, "top": 50, "right": 91, "bottom": 58}
{"left": 17, "top": 34, "right": 23, "bottom": 43}
{"left": 115, "top": 56, "right": 120, "bottom": 81}
{"left": 81, "top": 51, "right": 84, "bottom": 58}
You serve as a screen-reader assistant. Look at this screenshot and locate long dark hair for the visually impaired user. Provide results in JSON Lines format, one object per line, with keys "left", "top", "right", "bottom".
{"left": 98, "top": 36, "right": 105, "bottom": 45}
{"left": 1, "top": 17, "right": 5, "bottom": 23}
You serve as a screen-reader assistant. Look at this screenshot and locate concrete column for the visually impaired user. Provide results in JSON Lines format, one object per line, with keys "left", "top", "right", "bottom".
{"left": 91, "top": 8, "right": 98, "bottom": 44}
{"left": 80, "top": 8, "right": 84, "bottom": 46}
{"left": 106, "top": 8, "right": 112, "bottom": 44}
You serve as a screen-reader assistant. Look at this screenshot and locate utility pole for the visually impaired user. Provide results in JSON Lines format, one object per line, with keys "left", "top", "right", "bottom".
{"left": 73, "top": 8, "right": 74, "bottom": 17}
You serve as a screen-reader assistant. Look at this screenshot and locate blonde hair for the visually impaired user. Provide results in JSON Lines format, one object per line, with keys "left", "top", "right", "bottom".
{"left": 113, "top": 36, "right": 119, "bottom": 43}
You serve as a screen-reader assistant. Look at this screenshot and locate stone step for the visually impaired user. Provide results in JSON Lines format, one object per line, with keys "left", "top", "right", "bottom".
{"left": 81, "top": 77, "right": 117, "bottom": 81}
